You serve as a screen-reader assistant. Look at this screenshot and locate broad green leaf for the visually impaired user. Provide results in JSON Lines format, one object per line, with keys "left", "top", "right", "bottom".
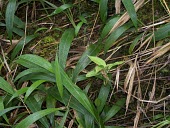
{"left": 8, "top": 87, "right": 28, "bottom": 103}
{"left": 104, "top": 98, "right": 125, "bottom": 122}
{"left": 59, "top": 28, "right": 75, "bottom": 69}
{"left": 73, "top": 41, "right": 103, "bottom": 82}
{"left": 122, "top": 0, "right": 138, "bottom": 28}
{"left": 26, "top": 96, "right": 50, "bottom": 128}
{"left": 49, "top": 4, "right": 73, "bottom": 16}
{"left": 129, "top": 34, "right": 143, "bottom": 54}
{"left": 11, "top": 35, "right": 37, "bottom": 60}
{"left": 104, "top": 22, "right": 133, "bottom": 52}
{"left": 86, "top": 69, "right": 98, "bottom": 77}
{"left": 99, "top": 0, "right": 108, "bottom": 23}
{"left": 14, "top": 108, "right": 61, "bottom": 128}
{"left": 5, "top": 0, "right": 16, "bottom": 43}
{"left": 106, "top": 61, "right": 124, "bottom": 70}
{"left": 101, "top": 16, "right": 120, "bottom": 39}
{"left": 88, "top": 56, "right": 106, "bottom": 67}
{"left": 0, "top": 77, "right": 15, "bottom": 94}
{"left": 53, "top": 54, "right": 63, "bottom": 97}
{"left": 86, "top": 66, "right": 103, "bottom": 77}
{"left": 16, "top": 54, "right": 53, "bottom": 72}
{"left": 154, "top": 23, "right": 170, "bottom": 41}
{"left": 0, "top": 106, "right": 23, "bottom": 117}
{"left": 24, "top": 80, "right": 46, "bottom": 101}
{"left": 75, "top": 22, "right": 84, "bottom": 36}
{"left": 96, "top": 85, "right": 110, "bottom": 113}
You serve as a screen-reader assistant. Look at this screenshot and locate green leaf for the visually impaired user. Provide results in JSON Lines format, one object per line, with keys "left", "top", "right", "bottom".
{"left": 8, "top": 87, "right": 28, "bottom": 103}
{"left": 0, "top": 106, "right": 23, "bottom": 117}
{"left": 154, "top": 23, "right": 170, "bottom": 41}
{"left": 122, "top": 0, "right": 138, "bottom": 28}
{"left": 104, "top": 98, "right": 125, "bottom": 122}
{"left": 0, "top": 97, "right": 9, "bottom": 124}
{"left": 99, "top": 0, "right": 108, "bottom": 23}
{"left": 24, "top": 80, "right": 46, "bottom": 101}
{"left": 5, "top": 0, "right": 16, "bottom": 43}
{"left": 53, "top": 54, "right": 63, "bottom": 97}
{"left": 11, "top": 35, "right": 37, "bottom": 60}
{"left": 73, "top": 41, "right": 103, "bottom": 82}
{"left": 59, "top": 28, "right": 75, "bottom": 69}
{"left": 106, "top": 61, "right": 124, "bottom": 70}
{"left": 14, "top": 108, "right": 61, "bottom": 128}
{"left": 104, "top": 22, "right": 132, "bottom": 52}
{"left": 75, "top": 22, "right": 84, "bottom": 36}
{"left": 0, "top": 77, "right": 15, "bottom": 94}
{"left": 26, "top": 96, "right": 50, "bottom": 128}
{"left": 86, "top": 69, "right": 98, "bottom": 77}
{"left": 14, "top": 68, "right": 51, "bottom": 82}
{"left": 13, "top": 15, "right": 25, "bottom": 29}
{"left": 129, "top": 34, "right": 143, "bottom": 54}
{"left": 101, "top": 16, "right": 120, "bottom": 39}
{"left": 16, "top": 54, "right": 53, "bottom": 72}
{"left": 96, "top": 85, "right": 110, "bottom": 113}
{"left": 88, "top": 56, "right": 106, "bottom": 67}
{"left": 58, "top": 108, "right": 69, "bottom": 128}
{"left": 49, "top": 4, "right": 73, "bottom": 16}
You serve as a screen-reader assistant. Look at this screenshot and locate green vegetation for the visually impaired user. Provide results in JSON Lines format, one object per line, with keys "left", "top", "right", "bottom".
{"left": 0, "top": 0, "right": 170, "bottom": 127}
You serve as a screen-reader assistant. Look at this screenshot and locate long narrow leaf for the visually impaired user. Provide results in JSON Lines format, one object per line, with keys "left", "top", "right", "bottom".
{"left": 5, "top": 0, "right": 16, "bottom": 43}
{"left": 11, "top": 35, "right": 37, "bottom": 60}
{"left": 14, "top": 108, "right": 61, "bottom": 128}
{"left": 24, "top": 80, "right": 46, "bottom": 101}
{"left": 122, "top": 0, "right": 138, "bottom": 28}
{"left": 53, "top": 54, "right": 63, "bottom": 97}
{"left": 72, "top": 41, "right": 103, "bottom": 82}
{"left": 59, "top": 28, "right": 75, "bottom": 69}
{"left": 99, "top": 0, "right": 108, "bottom": 23}
{"left": 0, "top": 77, "right": 15, "bottom": 94}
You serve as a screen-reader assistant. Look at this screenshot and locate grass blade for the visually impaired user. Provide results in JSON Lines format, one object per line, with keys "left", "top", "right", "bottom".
{"left": 72, "top": 41, "right": 103, "bottom": 82}
{"left": 5, "top": 0, "right": 16, "bottom": 43}
{"left": 59, "top": 28, "right": 75, "bottom": 69}
{"left": 122, "top": 0, "right": 138, "bottom": 28}
{"left": 53, "top": 54, "right": 63, "bottom": 97}
{"left": 99, "top": 0, "right": 108, "bottom": 23}
{"left": 104, "top": 98, "right": 125, "bottom": 122}
{"left": 104, "top": 22, "right": 132, "bottom": 52}
{"left": 0, "top": 106, "right": 23, "bottom": 117}
{"left": 0, "top": 77, "right": 15, "bottom": 94}
{"left": 154, "top": 23, "right": 170, "bottom": 41}
{"left": 16, "top": 54, "right": 53, "bottom": 72}
{"left": 14, "top": 108, "right": 61, "bottom": 128}
{"left": 96, "top": 85, "right": 110, "bottom": 113}
{"left": 8, "top": 87, "right": 28, "bottom": 103}
{"left": 24, "top": 80, "right": 46, "bottom": 101}
{"left": 11, "top": 35, "right": 37, "bottom": 60}
{"left": 26, "top": 96, "right": 50, "bottom": 128}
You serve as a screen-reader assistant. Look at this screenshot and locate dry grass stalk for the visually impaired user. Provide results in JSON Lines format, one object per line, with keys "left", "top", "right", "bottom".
{"left": 125, "top": 55, "right": 138, "bottom": 112}
{"left": 115, "top": 0, "right": 121, "bottom": 14}
{"left": 146, "top": 42, "right": 170, "bottom": 64}
{"left": 115, "top": 67, "right": 120, "bottom": 90}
